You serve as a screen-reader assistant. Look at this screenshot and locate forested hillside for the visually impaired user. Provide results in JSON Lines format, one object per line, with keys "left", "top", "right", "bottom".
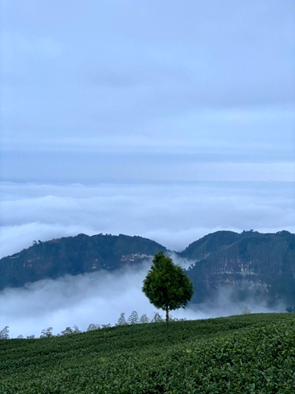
{"left": 0, "top": 233, "right": 166, "bottom": 290}
{"left": 1, "top": 230, "right": 295, "bottom": 308}
{"left": 185, "top": 230, "right": 295, "bottom": 307}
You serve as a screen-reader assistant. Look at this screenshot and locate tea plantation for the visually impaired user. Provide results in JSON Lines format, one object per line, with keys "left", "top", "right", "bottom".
{"left": 1, "top": 313, "right": 295, "bottom": 393}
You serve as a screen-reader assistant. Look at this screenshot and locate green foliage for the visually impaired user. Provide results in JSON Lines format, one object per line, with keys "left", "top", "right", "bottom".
{"left": 0, "top": 234, "right": 167, "bottom": 291}
{"left": 2, "top": 230, "right": 295, "bottom": 311}
{"left": 1, "top": 230, "right": 295, "bottom": 309}
{"left": 186, "top": 230, "right": 295, "bottom": 306}
{"left": 143, "top": 251, "right": 194, "bottom": 324}
{"left": 180, "top": 230, "right": 241, "bottom": 260}
{"left": 1, "top": 313, "right": 295, "bottom": 393}
{"left": 100, "top": 323, "right": 111, "bottom": 329}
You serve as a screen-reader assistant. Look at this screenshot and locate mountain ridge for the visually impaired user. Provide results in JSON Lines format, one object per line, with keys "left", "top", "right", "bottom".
{"left": 0, "top": 233, "right": 167, "bottom": 290}
{"left": 1, "top": 230, "right": 295, "bottom": 308}
{"left": 185, "top": 230, "right": 295, "bottom": 306}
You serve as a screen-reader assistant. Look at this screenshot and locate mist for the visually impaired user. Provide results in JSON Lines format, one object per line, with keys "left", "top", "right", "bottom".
{"left": 0, "top": 180, "right": 293, "bottom": 337}
{"left": 1, "top": 181, "right": 294, "bottom": 259}
{"left": 0, "top": 256, "right": 285, "bottom": 339}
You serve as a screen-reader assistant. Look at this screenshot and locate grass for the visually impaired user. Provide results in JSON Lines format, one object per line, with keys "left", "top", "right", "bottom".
{"left": 0, "top": 313, "right": 295, "bottom": 393}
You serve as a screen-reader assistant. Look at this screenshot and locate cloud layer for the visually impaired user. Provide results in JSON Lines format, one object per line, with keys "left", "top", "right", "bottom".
{"left": 1, "top": 181, "right": 294, "bottom": 259}
{"left": 1, "top": 1, "right": 294, "bottom": 183}
{"left": 0, "top": 260, "right": 285, "bottom": 339}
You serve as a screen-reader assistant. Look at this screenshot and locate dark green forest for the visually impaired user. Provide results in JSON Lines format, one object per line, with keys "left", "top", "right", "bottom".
{"left": 1, "top": 230, "right": 295, "bottom": 308}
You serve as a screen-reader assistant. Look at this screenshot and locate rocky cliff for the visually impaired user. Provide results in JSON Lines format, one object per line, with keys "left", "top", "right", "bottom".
{"left": 184, "top": 230, "right": 295, "bottom": 307}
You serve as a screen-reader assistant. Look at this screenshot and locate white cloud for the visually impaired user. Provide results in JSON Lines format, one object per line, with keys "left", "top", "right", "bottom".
{"left": 2, "top": 0, "right": 294, "bottom": 160}
{"left": 0, "top": 261, "right": 285, "bottom": 339}
{"left": 0, "top": 263, "right": 154, "bottom": 338}
{"left": 1, "top": 181, "right": 294, "bottom": 258}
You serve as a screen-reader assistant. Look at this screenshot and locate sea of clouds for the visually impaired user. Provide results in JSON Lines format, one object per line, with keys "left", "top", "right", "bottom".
{"left": 0, "top": 180, "right": 294, "bottom": 337}
{"left": 1, "top": 180, "right": 294, "bottom": 257}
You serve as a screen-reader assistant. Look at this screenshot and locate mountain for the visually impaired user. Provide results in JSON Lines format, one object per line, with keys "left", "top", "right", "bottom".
{"left": 179, "top": 230, "right": 242, "bottom": 261}
{"left": 0, "top": 233, "right": 167, "bottom": 291}
{"left": 1, "top": 230, "right": 295, "bottom": 308}
{"left": 185, "top": 230, "right": 295, "bottom": 307}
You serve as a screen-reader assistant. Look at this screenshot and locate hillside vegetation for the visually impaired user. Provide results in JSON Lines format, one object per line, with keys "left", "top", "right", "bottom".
{"left": 1, "top": 230, "right": 295, "bottom": 307}
{"left": 0, "top": 234, "right": 167, "bottom": 290}
{"left": 1, "top": 313, "right": 295, "bottom": 393}
{"left": 185, "top": 230, "right": 295, "bottom": 306}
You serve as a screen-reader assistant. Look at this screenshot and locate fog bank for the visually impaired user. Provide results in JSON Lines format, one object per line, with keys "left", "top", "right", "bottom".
{"left": 1, "top": 181, "right": 294, "bottom": 259}
{"left": 0, "top": 259, "right": 285, "bottom": 339}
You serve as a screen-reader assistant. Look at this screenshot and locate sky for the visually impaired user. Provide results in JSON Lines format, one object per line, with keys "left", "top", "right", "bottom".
{"left": 0, "top": 0, "right": 295, "bottom": 336}
{"left": 1, "top": 0, "right": 295, "bottom": 184}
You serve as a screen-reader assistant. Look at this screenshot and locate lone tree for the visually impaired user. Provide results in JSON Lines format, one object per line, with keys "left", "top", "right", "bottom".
{"left": 142, "top": 251, "right": 194, "bottom": 325}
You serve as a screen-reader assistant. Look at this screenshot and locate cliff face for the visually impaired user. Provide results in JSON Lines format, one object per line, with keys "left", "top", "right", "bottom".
{"left": 0, "top": 234, "right": 167, "bottom": 291}
{"left": 185, "top": 231, "right": 295, "bottom": 306}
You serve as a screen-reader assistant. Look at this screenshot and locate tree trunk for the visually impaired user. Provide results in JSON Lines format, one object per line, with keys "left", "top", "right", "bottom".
{"left": 166, "top": 307, "right": 169, "bottom": 326}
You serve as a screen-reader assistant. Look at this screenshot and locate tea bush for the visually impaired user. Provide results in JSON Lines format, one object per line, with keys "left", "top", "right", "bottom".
{"left": 0, "top": 313, "right": 294, "bottom": 393}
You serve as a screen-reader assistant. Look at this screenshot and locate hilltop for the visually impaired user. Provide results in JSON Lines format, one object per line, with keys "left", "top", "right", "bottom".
{"left": 0, "top": 233, "right": 166, "bottom": 290}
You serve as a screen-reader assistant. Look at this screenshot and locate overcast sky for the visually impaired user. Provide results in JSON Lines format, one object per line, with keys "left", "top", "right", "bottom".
{"left": 1, "top": 0, "right": 295, "bottom": 247}
{"left": 1, "top": 0, "right": 295, "bottom": 183}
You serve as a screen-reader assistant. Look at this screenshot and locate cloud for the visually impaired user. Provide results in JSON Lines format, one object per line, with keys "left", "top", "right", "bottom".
{"left": 2, "top": 103, "right": 294, "bottom": 186}
{"left": 1, "top": 181, "right": 294, "bottom": 259}
{"left": 0, "top": 262, "right": 154, "bottom": 338}
{"left": 1, "top": 1, "right": 294, "bottom": 186}
{"left": 0, "top": 259, "right": 285, "bottom": 339}
{"left": 3, "top": 104, "right": 295, "bottom": 153}
{"left": 2, "top": 1, "right": 295, "bottom": 152}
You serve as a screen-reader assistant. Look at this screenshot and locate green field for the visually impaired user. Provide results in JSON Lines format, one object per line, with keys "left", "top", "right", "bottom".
{"left": 1, "top": 313, "right": 295, "bottom": 393}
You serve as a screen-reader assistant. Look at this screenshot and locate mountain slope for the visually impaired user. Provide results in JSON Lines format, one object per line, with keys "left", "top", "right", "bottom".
{"left": 186, "top": 230, "right": 295, "bottom": 306}
{"left": 1, "top": 230, "right": 295, "bottom": 307}
{"left": 179, "top": 230, "right": 242, "bottom": 261}
{"left": 0, "top": 233, "right": 167, "bottom": 291}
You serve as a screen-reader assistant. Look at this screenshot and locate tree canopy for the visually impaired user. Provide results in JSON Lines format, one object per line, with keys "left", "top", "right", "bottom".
{"left": 142, "top": 251, "right": 194, "bottom": 325}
